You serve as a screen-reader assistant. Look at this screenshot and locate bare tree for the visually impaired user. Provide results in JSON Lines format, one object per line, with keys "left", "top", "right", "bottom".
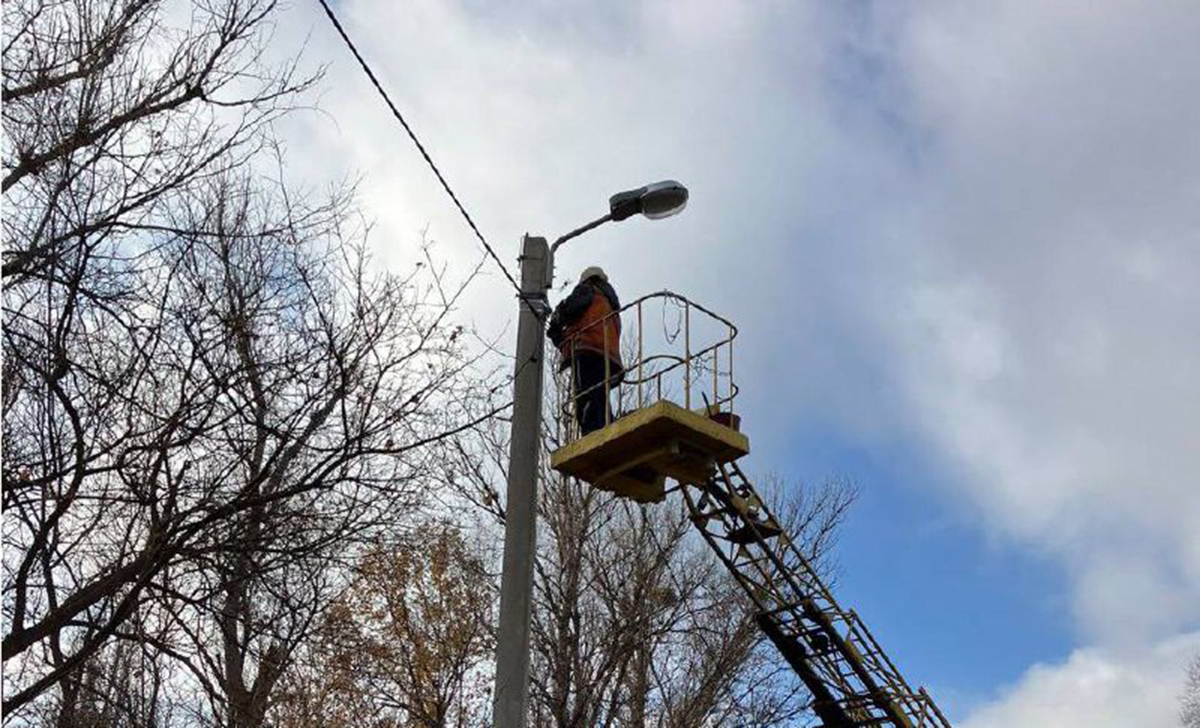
{"left": 1184, "top": 654, "right": 1200, "bottom": 728}
{"left": 444, "top": 403, "right": 855, "bottom": 728}
{"left": 522, "top": 472, "right": 849, "bottom": 728}
{"left": 1, "top": 0, "right": 509, "bottom": 721}
{"left": 273, "top": 521, "right": 495, "bottom": 728}
{"left": 3, "top": 153, "right": 493, "bottom": 722}
{"left": 3, "top": 0, "right": 316, "bottom": 710}
{"left": 2, "top": 0, "right": 312, "bottom": 284}
{"left": 148, "top": 174, "right": 491, "bottom": 728}
{"left": 37, "top": 606, "right": 194, "bottom": 728}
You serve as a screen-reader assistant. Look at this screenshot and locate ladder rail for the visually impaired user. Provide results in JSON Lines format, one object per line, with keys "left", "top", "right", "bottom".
{"left": 705, "top": 505, "right": 872, "bottom": 701}
{"left": 687, "top": 486, "right": 870, "bottom": 726}
{"left": 705, "top": 462, "right": 898, "bottom": 704}
{"left": 682, "top": 460, "right": 953, "bottom": 728}
{"left": 715, "top": 460, "right": 935, "bottom": 718}
{"left": 686, "top": 475, "right": 900, "bottom": 726}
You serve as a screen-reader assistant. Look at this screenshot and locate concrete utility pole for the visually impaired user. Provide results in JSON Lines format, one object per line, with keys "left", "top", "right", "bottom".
{"left": 491, "top": 182, "right": 687, "bottom": 728}
{"left": 492, "top": 235, "right": 550, "bottom": 728}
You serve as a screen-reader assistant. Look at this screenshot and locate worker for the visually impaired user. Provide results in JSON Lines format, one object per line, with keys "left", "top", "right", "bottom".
{"left": 548, "top": 266, "right": 624, "bottom": 435}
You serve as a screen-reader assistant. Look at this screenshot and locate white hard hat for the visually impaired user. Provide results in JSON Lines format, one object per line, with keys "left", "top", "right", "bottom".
{"left": 580, "top": 266, "right": 607, "bottom": 283}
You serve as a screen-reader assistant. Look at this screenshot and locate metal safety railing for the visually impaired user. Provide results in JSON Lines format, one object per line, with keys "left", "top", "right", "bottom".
{"left": 551, "top": 290, "right": 739, "bottom": 445}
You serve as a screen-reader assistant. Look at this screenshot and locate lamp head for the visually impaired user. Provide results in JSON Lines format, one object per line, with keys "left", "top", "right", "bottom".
{"left": 609, "top": 180, "right": 689, "bottom": 222}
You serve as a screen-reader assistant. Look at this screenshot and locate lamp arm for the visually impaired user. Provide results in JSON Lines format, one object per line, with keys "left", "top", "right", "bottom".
{"left": 551, "top": 212, "right": 614, "bottom": 255}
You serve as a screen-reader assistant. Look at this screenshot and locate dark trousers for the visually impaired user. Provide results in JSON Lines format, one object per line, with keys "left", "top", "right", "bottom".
{"left": 571, "top": 352, "right": 618, "bottom": 435}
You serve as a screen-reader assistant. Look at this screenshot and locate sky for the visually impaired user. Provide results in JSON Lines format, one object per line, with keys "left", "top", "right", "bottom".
{"left": 272, "top": 1, "right": 1200, "bottom": 724}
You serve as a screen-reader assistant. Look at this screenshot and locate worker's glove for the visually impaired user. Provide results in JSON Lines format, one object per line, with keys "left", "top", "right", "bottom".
{"left": 547, "top": 313, "right": 565, "bottom": 347}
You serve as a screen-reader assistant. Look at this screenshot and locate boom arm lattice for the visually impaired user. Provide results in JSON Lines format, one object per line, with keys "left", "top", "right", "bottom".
{"left": 683, "top": 460, "right": 953, "bottom": 728}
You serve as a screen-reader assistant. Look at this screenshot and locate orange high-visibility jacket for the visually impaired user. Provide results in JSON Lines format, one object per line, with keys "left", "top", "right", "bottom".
{"left": 555, "top": 283, "right": 623, "bottom": 374}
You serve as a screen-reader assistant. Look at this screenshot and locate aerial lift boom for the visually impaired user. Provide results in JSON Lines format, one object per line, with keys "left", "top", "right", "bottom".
{"left": 550, "top": 291, "right": 952, "bottom": 728}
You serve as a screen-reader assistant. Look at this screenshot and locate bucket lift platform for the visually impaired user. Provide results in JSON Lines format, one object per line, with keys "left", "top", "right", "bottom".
{"left": 549, "top": 292, "right": 747, "bottom": 502}
{"left": 550, "top": 400, "right": 749, "bottom": 502}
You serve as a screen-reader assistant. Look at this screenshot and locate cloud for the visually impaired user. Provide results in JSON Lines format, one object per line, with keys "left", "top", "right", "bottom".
{"left": 962, "top": 632, "right": 1200, "bottom": 728}
{"left": 877, "top": 0, "right": 1200, "bottom": 646}
{"left": 274, "top": 0, "right": 1200, "bottom": 723}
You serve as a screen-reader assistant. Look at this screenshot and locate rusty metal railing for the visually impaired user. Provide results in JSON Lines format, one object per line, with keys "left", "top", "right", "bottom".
{"left": 551, "top": 291, "right": 739, "bottom": 445}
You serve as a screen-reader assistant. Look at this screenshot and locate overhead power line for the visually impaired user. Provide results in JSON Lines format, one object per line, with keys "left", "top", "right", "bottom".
{"left": 315, "top": 0, "right": 553, "bottom": 444}
{"left": 315, "top": 0, "right": 524, "bottom": 301}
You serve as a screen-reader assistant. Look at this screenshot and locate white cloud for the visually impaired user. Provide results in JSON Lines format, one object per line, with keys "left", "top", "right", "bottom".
{"left": 962, "top": 632, "right": 1200, "bottom": 728}
{"left": 272, "top": 1, "right": 1200, "bottom": 724}
{"left": 881, "top": 0, "right": 1200, "bottom": 646}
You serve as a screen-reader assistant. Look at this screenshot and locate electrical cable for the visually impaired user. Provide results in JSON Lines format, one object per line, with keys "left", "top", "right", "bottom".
{"left": 315, "top": 0, "right": 525, "bottom": 303}
{"left": 316, "top": 0, "right": 563, "bottom": 449}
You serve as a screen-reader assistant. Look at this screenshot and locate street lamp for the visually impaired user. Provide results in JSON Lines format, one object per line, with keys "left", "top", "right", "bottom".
{"left": 492, "top": 180, "right": 689, "bottom": 728}
{"left": 609, "top": 179, "right": 689, "bottom": 221}
{"left": 552, "top": 179, "right": 689, "bottom": 253}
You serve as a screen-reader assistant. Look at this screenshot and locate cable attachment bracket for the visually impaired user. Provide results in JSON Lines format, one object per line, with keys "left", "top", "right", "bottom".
{"left": 520, "top": 291, "right": 552, "bottom": 319}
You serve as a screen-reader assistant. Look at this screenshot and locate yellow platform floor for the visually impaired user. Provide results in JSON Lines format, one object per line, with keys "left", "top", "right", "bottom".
{"left": 550, "top": 400, "right": 750, "bottom": 502}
